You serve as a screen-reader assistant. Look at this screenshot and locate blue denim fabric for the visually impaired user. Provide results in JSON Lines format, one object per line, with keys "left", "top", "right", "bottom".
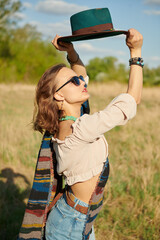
{"left": 45, "top": 193, "right": 95, "bottom": 240}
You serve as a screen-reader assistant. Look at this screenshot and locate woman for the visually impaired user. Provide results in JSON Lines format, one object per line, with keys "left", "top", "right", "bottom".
{"left": 33, "top": 28, "right": 143, "bottom": 240}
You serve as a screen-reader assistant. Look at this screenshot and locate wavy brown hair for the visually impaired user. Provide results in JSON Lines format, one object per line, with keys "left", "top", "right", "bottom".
{"left": 33, "top": 63, "right": 66, "bottom": 135}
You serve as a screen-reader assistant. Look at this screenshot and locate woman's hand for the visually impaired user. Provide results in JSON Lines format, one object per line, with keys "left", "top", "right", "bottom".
{"left": 126, "top": 28, "right": 143, "bottom": 57}
{"left": 52, "top": 34, "right": 74, "bottom": 53}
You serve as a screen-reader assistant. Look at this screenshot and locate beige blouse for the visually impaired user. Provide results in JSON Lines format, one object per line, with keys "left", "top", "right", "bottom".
{"left": 52, "top": 93, "right": 137, "bottom": 186}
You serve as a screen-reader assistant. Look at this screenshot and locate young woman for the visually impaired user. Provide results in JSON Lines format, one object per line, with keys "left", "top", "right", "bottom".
{"left": 33, "top": 28, "right": 143, "bottom": 240}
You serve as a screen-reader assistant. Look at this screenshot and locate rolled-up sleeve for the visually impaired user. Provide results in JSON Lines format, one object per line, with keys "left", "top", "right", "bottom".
{"left": 72, "top": 93, "right": 137, "bottom": 142}
{"left": 107, "top": 93, "right": 137, "bottom": 121}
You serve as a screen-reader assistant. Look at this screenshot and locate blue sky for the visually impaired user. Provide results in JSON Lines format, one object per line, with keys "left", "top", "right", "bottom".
{"left": 17, "top": 0, "right": 160, "bottom": 68}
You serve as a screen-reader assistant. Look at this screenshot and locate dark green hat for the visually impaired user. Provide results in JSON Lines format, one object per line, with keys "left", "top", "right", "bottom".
{"left": 58, "top": 8, "right": 128, "bottom": 43}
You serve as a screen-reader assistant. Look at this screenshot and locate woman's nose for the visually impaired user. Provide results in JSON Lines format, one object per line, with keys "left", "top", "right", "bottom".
{"left": 81, "top": 79, "right": 87, "bottom": 88}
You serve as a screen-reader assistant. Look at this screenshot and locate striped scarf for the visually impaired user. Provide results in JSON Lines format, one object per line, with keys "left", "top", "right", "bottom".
{"left": 18, "top": 101, "right": 109, "bottom": 240}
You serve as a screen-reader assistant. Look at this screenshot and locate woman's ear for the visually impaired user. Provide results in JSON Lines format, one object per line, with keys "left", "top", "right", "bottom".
{"left": 54, "top": 92, "right": 64, "bottom": 101}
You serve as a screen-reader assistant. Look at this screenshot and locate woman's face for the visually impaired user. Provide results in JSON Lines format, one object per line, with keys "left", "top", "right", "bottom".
{"left": 55, "top": 67, "right": 90, "bottom": 105}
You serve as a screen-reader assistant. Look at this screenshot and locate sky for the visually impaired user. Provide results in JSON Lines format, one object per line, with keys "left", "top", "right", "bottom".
{"left": 17, "top": 0, "right": 160, "bottom": 68}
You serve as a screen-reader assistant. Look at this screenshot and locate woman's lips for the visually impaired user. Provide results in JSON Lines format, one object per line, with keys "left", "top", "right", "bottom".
{"left": 82, "top": 88, "right": 88, "bottom": 92}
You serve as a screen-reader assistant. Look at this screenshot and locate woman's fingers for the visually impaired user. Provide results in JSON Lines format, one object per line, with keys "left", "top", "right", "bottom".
{"left": 126, "top": 28, "right": 143, "bottom": 50}
{"left": 51, "top": 34, "right": 74, "bottom": 52}
{"left": 51, "top": 34, "right": 63, "bottom": 50}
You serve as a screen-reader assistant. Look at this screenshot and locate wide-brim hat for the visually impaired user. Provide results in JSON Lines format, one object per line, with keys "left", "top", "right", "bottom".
{"left": 58, "top": 8, "right": 128, "bottom": 43}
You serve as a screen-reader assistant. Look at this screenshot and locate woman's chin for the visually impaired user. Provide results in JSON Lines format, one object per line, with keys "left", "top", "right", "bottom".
{"left": 82, "top": 93, "right": 90, "bottom": 103}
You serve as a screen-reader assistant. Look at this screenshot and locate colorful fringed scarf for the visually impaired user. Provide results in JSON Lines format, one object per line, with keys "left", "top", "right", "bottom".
{"left": 18, "top": 101, "right": 109, "bottom": 240}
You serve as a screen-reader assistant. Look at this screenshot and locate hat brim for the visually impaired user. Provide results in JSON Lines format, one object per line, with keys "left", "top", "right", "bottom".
{"left": 58, "top": 30, "right": 128, "bottom": 43}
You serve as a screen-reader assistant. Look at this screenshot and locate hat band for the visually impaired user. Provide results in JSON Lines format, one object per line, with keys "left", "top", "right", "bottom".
{"left": 72, "top": 23, "right": 113, "bottom": 35}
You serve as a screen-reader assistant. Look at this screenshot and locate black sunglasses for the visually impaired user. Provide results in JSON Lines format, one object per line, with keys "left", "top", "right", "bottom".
{"left": 56, "top": 75, "right": 87, "bottom": 92}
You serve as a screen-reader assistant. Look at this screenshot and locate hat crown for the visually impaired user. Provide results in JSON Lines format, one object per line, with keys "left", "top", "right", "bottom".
{"left": 70, "top": 8, "right": 113, "bottom": 34}
{"left": 58, "top": 8, "right": 127, "bottom": 43}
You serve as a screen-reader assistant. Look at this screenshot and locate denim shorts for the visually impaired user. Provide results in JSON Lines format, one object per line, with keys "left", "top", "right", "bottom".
{"left": 45, "top": 192, "right": 95, "bottom": 240}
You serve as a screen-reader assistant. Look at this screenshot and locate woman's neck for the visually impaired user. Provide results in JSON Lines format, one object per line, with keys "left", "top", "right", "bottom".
{"left": 56, "top": 120, "right": 74, "bottom": 140}
{"left": 60, "top": 106, "right": 81, "bottom": 118}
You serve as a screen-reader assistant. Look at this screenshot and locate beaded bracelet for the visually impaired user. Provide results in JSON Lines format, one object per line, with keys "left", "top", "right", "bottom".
{"left": 129, "top": 57, "right": 144, "bottom": 68}
{"left": 67, "top": 53, "right": 79, "bottom": 64}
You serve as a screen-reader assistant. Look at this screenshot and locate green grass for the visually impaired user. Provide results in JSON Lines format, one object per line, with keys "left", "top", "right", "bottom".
{"left": 0, "top": 83, "right": 160, "bottom": 240}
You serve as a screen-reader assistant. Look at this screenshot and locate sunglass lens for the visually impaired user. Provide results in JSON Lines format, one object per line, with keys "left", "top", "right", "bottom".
{"left": 71, "top": 77, "right": 80, "bottom": 85}
{"left": 70, "top": 76, "right": 86, "bottom": 86}
{"left": 79, "top": 75, "right": 85, "bottom": 82}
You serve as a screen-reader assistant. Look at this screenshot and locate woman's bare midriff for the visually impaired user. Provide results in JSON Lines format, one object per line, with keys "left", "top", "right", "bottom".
{"left": 70, "top": 173, "right": 100, "bottom": 204}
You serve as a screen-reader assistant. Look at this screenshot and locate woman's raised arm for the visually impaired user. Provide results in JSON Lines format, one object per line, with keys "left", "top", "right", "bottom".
{"left": 126, "top": 28, "right": 143, "bottom": 104}
{"left": 52, "top": 35, "right": 87, "bottom": 78}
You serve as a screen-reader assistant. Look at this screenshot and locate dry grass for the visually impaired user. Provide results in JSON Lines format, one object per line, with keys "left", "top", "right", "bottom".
{"left": 0, "top": 83, "right": 160, "bottom": 240}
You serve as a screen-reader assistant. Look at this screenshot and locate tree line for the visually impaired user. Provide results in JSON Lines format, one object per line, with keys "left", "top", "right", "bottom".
{"left": 0, "top": 0, "right": 160, "bottom": 85}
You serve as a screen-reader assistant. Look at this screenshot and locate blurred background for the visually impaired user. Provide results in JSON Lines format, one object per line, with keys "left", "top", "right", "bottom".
{"left": 0, "top": 1, "right": 160, "bottom": 239}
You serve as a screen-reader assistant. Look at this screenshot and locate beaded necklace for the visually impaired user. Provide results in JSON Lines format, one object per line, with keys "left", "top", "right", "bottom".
{"left": 59, "top": 116, "right": 77, "bottom": 122}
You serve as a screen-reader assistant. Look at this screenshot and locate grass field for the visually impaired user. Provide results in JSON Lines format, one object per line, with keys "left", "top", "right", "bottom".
{"left": 0, "top": 83, "right": 160, "bottom": 240}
